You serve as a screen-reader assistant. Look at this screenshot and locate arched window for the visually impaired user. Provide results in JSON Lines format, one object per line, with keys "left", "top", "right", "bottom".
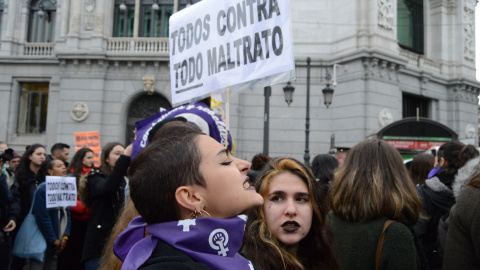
{"left": 27, "top": 0, "right": 57, "bottom": 42}
{"left": 125, "top": 93, "right": 172, "bottom": 144}
{"left": 397, "top": 0, "right": 423, "bottom": 54}
{"left": 113, "top": 0, "right": 200, "bottom": 38}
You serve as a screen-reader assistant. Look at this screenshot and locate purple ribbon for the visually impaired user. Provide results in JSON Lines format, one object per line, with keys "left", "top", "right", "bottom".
{"left": 114, "top": 216, "right": 253, "bottom": 270}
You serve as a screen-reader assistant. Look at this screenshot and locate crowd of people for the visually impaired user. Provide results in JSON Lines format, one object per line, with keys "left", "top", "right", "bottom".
{"left": 1, "top": 116, "right": 480, "bottom": 270}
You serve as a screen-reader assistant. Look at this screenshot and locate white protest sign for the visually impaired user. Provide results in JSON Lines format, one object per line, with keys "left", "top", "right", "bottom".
{"left": 45, "top": 176, "right": 77, "bottom": 208}
{"left": 169, "top": 0, "right": 294, "bottom": 105}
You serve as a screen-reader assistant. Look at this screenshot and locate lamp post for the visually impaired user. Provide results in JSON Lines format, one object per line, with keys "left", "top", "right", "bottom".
{"left": 304, "top": 57, "right": 311, "bottom": 165}
{"left": 263, "top": 86, "right": 271, "bottom": 155}
{"left": 283, "top": 58, "right": 339, "bottom": 166}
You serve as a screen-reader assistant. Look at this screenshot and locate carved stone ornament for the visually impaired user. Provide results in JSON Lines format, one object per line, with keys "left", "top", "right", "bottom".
{"left": 378, "top": 0, "right": 394, "bottom": 30}
{"left": 362, "top": 57, "right": 399, "bottom": 81}
{"left": 465, "top": 124, "right": 476, "bottom": 139}
{"left": 70, "top": 102, "right": 89, "bottom": 122}
{"left": 463, "top": 4, "right": 474, "bottom": 61}
{"left": 142, "top": 74, "right": 156, "bottom": 95}
{"left": 84, "top": 0, "right": 96, "bottom": 31}
{"left": 378, "top": 108, "right": 394, "bottom": 127}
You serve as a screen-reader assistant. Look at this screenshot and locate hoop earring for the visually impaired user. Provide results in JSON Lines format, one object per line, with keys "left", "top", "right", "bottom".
{"left": 201, "top": 209, "right": 211, "bottom": 218}
{"left": 189, "top": 209, "right": 212, "bottom": 219}
{"left": 189, "top": 210, "right": 199, "bottom": 219}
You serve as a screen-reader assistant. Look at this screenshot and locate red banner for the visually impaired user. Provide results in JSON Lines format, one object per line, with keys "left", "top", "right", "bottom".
{"left": 385, "top": 140, "right": 445, "bottom": 150}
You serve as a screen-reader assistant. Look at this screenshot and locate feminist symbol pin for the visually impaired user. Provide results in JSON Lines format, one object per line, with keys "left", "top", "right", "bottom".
{"left": 208, "top": 229, "right": 229, "bottom": 256}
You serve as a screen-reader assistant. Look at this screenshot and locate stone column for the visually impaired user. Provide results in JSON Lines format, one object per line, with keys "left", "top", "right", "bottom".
{"left": 5, "top": 0, "right": 16, "bottom": 39}
{"left": 60, "top": 0, "right": 71, "bottom": 38}
{"left": 133, "top": 0, "right": 140, "bottom": 37}
{"left": 68, "top": 0, "right": 81, "bottom": 37}
{"left": 66, "top": 0, "right": 81, "bottom": 49}
{"left": 174, "top": 0, "right": 178, "bottom": 13}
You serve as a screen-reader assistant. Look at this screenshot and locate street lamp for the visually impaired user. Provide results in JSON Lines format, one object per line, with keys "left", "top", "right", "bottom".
{"left": 119, "top": 1, "right": 127, "bottom": 11}
{"left": 322, "top": 84, "right": 334, "bottom": 108}
{"left": 283, "top": 82, "right": 294, "bottom": 106}
{"left": 37, "top": 3, "right": 45, "bottom": 17}
{"left": 283, "top": 58, "right": 343, "bottom": 165}
{"left": 152, "top": 0, "right": 160, "bottom": 10}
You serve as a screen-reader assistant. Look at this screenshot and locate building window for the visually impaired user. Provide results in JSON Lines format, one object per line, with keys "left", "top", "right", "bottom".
{"left": 18, "top": 83, "right": 49, "bottom": 134}
{"left": 139, "top": 4, "right": 173, "bottom": 37}
{"left": 402, "top": 93, "right": 429, "bottom": 118}
{"left": 113, "top": 0, "right": 199, "bottom": 38}
{"left": 114, "top": 1, "right": 135, "bottom": 37}
{"left": 27, "top": 0, "right": 57, "bottom": 42}
{"left": 397, "top": 0, "right": 424, "bottom": 54}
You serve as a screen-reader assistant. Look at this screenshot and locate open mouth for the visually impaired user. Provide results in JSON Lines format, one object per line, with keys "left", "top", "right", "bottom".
{"left": 281, "top": 221, "right": 300, "bottom": 232}
{"left": 243, "top": 177, "right": 255, "bottom": 190}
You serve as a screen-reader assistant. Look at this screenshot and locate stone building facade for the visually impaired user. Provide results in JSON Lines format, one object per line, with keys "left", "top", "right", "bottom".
{"left": 0, "top": 0, "right": 478, "bottom": 162}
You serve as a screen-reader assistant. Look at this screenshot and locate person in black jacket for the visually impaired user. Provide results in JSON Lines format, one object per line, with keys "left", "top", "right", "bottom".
{"left": 10, "top": 144, "right": 46, "bottom": 270}
{"left": 0, "top": 149, "right": 19, "bottom": 270}
{"left": 81, "top": 142, "right": 132, "bottom": 270}
{"left": 14, "top": 144, "right": 47, "bottom": 224}
{"left": 416, "top": 142, "right": 478, "bottom": 270}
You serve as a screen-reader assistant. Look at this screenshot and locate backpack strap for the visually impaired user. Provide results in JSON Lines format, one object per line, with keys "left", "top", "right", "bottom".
{"left": 376, "top": 220, "right": 395, "bottom": 270}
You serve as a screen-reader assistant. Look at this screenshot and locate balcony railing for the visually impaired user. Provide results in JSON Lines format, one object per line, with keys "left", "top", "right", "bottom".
{"left": 107, "top": 38, "right": 169, "bottom": 54}
{"left": 24, "top": 43, "right": 55, "bottom": 56}
{"left": 399, "top": 49, "right": 441, "bottom": 75}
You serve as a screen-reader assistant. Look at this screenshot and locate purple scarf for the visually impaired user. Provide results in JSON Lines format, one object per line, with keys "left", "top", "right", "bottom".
{"left": 428, "top": 166, "right": 441, "bottom": 179}
{"left": 114, "top": 215, "right": 253, "bottom": 270}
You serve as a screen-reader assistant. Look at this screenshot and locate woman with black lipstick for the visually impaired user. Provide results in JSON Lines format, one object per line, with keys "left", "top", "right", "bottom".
{"left": 328, "top": 139, "right": 423, "bottom": 270}
{"left": 243, "top": 157, "right": 339, "bottom": 270}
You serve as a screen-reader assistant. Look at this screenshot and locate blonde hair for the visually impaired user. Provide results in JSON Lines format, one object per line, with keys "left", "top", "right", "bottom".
{"left": 244, "top": 158, "right": 338, "bottom": 270}
{"left": 328, "top": 139, "right": 422, "bottom": 225}
{"left": 99, "top": 197, "right": 139, "bottom": 270}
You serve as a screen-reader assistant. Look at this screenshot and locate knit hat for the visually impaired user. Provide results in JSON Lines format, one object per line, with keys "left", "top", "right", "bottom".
{"left": 12, "top": 151, "right": 21, "bottom": 159}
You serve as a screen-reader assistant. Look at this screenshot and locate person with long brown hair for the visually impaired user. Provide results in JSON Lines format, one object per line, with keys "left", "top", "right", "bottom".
{"left": 80, "top": 142, "right": 132, "bottom": 270}
{"left": 443, "top": 158, "right": 480, "bottom": 269}
{"left": 409, "top": 153, "right": 435, "bottom": 186}
{"left": 328, "top": 139, "right": 422, "bottom": 270}
{"left": 10, "top": 144, "right": 46, "bottom": 270}
{"left": 243, "top": 157, "right": 339, "bottom": 270}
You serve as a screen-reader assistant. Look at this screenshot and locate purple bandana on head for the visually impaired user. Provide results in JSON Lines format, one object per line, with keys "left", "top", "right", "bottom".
{"left": 132, "top": 102, "right": 234, "bottom": 159}
{"left": 114, "top": 215, "right": 254, "bottom": 270}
